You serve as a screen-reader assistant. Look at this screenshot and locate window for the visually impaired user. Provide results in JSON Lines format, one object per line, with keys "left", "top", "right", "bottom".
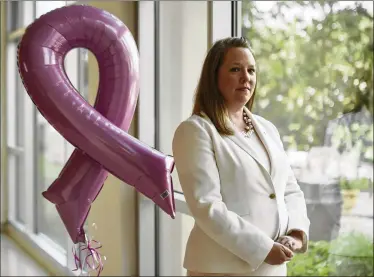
{"left": 35, "top": 1, "right": 66, "bottom": 18}
{"left": 241, "top": 1, "right": 373, "bottom": 276}
{"left": 158, "top": 1, "right": 209, "bottom": 193}
{"left": 138, "top": 1, "right": 373, "bottom": 276}
{"left": 5, "top": 0, "right": 87, "bottom": 271}
{"left": 157, "top": 1, "right": 209, "bottom": 272}
{"left": 6, "top": 40, "right": 26, "bottom": 225}
{"left": 159, "top": 212, "right": 194, "bottom": 276}
{"left": 137, "top": 1, "right": 237, "bottom": 276}
{"left": 7, "top": 1, "right": 34, "bottom": 31}
{"left": 7, "top": 1, "right": 21, "bottom": 31}
{"left": 35, "top": 48, "right": 83, "bottom": 250}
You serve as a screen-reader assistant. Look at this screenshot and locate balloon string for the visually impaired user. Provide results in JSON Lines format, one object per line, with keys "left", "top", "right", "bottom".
{"left": 72, "top": 238, "right": 104, "bottom": 276}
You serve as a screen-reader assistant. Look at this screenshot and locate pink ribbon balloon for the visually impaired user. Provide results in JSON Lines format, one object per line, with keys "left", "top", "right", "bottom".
{"left": 17, "top": 5, "right": 175, "bottom": 244}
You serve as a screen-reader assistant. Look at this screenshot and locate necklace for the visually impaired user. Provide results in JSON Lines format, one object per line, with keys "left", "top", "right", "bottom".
{"left": 242, "top": 110, "right": 254, "bottom": 138}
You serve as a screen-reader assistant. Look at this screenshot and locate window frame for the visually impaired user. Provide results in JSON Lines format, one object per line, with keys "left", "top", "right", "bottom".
{"left": 137, "top": 2, "right": 157, "bottom": 276}
{"left": 137, "top": 1, "right": 239, "bottom": 275}
{"left": 4, "top": 1, "right": 84, "bottom": 276}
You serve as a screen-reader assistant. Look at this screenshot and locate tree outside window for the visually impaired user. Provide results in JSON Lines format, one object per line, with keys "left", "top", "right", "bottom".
{"left": 242, "top": 1, "right": 373, "bottom": 276}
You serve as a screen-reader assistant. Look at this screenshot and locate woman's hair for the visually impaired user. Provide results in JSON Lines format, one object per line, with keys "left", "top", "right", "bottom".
{"left": 192, "top": 37, "right": 257, "bottom": 136}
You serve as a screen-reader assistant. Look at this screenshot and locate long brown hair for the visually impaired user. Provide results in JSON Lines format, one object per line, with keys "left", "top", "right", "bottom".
{"left": 192, "top": 37, "right": 257, "bottom": 135}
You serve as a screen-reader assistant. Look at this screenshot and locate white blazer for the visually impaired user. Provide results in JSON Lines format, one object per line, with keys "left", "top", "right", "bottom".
{"left": 172, "top": 107, "right": 310, "bottom": 275}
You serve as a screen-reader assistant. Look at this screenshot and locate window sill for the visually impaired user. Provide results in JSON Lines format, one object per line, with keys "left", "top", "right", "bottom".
{"left": 5, "top": 220, "right": 76, "bottom": 276}
{"left": 174, "top": 192, "right": 191, "bottom": 216}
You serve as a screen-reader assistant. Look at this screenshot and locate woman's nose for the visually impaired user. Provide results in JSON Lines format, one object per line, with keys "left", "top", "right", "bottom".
{"left": 240, "top": 72, "right": 251, "bottom": 83}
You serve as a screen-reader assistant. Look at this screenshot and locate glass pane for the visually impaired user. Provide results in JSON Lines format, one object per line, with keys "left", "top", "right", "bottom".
{"left": 6, "top": 39, "right": 26, "bottom": 225}
{"left": 36, "top": 113, "right": 67, "bottom": 248}
{"left": 7, "top": 1, "right": 21, "bottom": 32}
{"left": 79, "top": 49, "right": 89, "bottom": 100}
{"left": 35, "top": 49, "right": 81, "bottom": 249}
{"left": 16, "top": 70, "right": 24, "bottom": 148}
{"left": 35, "top": 1, "right": 66, "bottom": 18}
{"left": 65, "top": 48, "right": 88, "bottom": 159}
{"left": 159, "top": 211, "right": 194, "bottom": 276}
{"left": 158, "top": 1, "right": 208, "bottom": 192}
{"left": 22, "top": 1, "right": 34, "bottom": 28}
{"left": 15, "top": 154, "right": 26, "bottom": 224}
{"left": 6, "top": 43, "right": 17, "bottom": 148}
{"left": 242, "top": 1, "right": 373, "bottom": 276}
{"left": 158, "top": 2, "right": 208, "bottom": 275}
{"left": 7, "top": 154, "right": 18, "bottom": 222}
{"left": 15, "top": 68, "right": 26, "bottom": 224}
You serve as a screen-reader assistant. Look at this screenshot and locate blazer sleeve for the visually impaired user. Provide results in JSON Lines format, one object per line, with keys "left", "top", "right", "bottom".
{"left": 269, "top": 122, "right": 310, "bottom": 252}
{"left": 172, "top": 120, "right": 274, "bottom": 271}
{"left": 284, "top": 166, "right": 310, "bottom": 252}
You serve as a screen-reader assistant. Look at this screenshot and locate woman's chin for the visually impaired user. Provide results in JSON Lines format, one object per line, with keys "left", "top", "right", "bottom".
{"left": 236, "top": 94, "right": 252, "bottom": 105}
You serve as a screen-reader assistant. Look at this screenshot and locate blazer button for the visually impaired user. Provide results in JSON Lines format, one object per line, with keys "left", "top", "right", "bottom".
{"left": 269, "top": 193, "right": 276, "bottom": 199}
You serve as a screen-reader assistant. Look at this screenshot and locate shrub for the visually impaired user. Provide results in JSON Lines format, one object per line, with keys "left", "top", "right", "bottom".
{"left": 287, "top": 232, "right": 373, "bottom": 276}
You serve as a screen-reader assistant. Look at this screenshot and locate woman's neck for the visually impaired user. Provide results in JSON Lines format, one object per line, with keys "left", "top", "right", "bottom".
{"left": 227, "top": 107, "right": 244, "bottom": 123}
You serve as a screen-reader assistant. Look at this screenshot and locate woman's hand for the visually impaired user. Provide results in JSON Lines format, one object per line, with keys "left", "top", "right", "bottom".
{"left": 276, "top": 234, "right": 303, "bottom": 252}
{"left": 264, "top": 242, "right": 294, "bottom": 265}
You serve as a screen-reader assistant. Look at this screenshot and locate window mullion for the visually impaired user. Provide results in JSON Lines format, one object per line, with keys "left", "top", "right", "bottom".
{"left": 210, "top": 1, "right": 232, "bottom": 44}
{"left": 137, "top": 1, "right": 157, "bottom": 276}
{"left": 23, "top": 77, "right": 36, "bottom": 232}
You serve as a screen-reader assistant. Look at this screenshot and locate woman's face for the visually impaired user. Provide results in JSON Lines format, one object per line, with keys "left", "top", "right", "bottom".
{"left": 217, "top": 47, "right": 256, "bottom": 111}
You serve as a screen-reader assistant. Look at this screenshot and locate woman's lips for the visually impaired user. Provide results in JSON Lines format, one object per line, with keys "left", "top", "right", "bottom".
{"left": 236, "top": 87, "right": 250, "bottom": 92}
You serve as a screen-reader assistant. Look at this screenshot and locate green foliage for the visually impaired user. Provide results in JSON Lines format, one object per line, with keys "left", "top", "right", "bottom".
{"left": 287, "top": 240, "right": 335, "bottom": 276}
{"left": 329, "top": 232, "right": 374, "bottom": 276}
{"left": 287, "top": 232, "right": 374, "bottom": 276}
{"left": 242, "top": 0, "right": 373, "bottom": 151}
{"left": 328, "top": 117, "right": 373, "bottom": 162}
{"left": 339, "top": 177, "right": 373, "bottom": 190}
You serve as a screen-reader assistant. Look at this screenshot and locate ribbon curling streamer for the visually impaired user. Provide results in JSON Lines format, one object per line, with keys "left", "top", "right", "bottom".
{"left": 73, "top": 234, "right": 106, "bottom": 276}
{"left": 17, "top": 4, "right": 176, "bottom": 245}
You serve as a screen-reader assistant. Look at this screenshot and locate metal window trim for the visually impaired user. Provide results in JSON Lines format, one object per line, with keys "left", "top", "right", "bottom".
{"left": 7, "top": 153, "right": 17, "bottom": 222}
{"left": 7, "top": 146, "right": 24, "bottom": 155}
{"left": 0, "top": 0, "right": 7, "bottom": 227}
{"left": 22, "top": 67, "right": 36, "bottom": 233}
{"left": 137, "top": 1, "right": 157, "bottom": 276}
{"left": 234, "top": 1, "right": 242, "bottom": 37}
{"left": 32, "top": 0, "right": 39, "bottom": 237}
{"left": 231, "top": 1, "right": 238, "bottom": 37}
{"left": 154, "top": 2, "right": 161, "bottom": 276}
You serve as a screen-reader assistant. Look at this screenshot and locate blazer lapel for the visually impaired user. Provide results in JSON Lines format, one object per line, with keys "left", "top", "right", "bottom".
{"left": 225, "top": 113, "right": 272, "bottom": 179}
{"left": 246, "top": 108, "right": 276, "bottom": 179}
{"left": 226, "top": 107, "right": 280, "bottom": 181}
{"left": 226, "top": 119, "right": 264, "bottom": 167}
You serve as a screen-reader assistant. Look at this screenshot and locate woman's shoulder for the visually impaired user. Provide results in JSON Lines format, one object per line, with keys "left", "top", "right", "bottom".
{"left": 173, "top": 113, "right": 216, "bottom": 139}
{"left": 176, "top": 113, "right": 214, "bottom": 130}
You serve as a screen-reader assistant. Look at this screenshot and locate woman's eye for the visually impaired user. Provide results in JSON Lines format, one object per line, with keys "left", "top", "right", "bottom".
{"left": 248, "top": 68, "right": 256, "bottom": 74}
{"left": 230, "top": 67, "right": 240, "bottom": 72}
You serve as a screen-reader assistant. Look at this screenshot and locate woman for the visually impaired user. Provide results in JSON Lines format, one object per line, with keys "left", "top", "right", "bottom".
{"left": 172, "top": 37, "right": 310, "bottom": 276}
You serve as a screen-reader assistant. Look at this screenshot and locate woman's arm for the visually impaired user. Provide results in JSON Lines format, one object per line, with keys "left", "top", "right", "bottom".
{"left": 172, "top": 120, "right": 274, "bottom": 271}
{"left": 283, "top": 167, "right": 309, "bottom": 252}
{"left": 268, "top": 121, "right": 310, "bottom": 252}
